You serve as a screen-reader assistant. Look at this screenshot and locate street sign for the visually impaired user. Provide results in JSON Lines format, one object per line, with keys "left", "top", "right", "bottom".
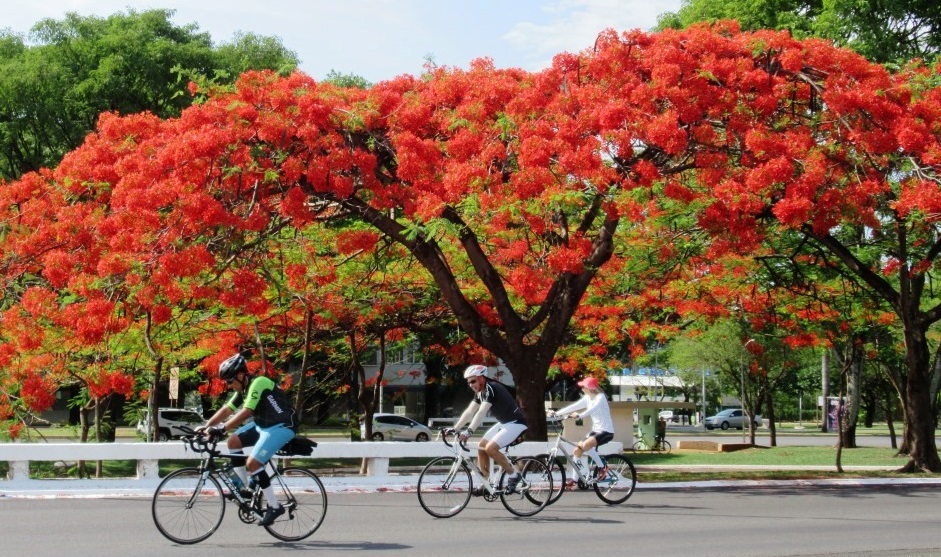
{"left": 169, "top": 366, "right": 180, "bottom": 401}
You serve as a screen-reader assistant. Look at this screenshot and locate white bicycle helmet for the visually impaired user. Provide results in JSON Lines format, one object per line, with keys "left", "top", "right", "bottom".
{"left": 463, "top": 364, "right": 488, "bottom": 379}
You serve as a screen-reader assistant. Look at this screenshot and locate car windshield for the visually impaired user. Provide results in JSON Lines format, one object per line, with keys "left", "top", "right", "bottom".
{"left": 165, "top": 411, "right": 203, "bottom": 421}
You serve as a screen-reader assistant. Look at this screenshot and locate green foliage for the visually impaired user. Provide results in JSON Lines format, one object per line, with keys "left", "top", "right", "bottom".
{"left": 0, "top": 8, "right": 298, "bottom": 180}
{"left": 214, "top": 31, "right": 299, "bottom": 77}
{"left": 658, "top": 0, "right": 940, "bottom": 64}
{"left": 323, "top": 70, "right": 371, "bottom": 89}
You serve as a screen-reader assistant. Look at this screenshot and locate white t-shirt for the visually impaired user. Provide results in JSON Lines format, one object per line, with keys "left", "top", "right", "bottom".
{"left": 556, "top": 393, "right": 614, "bottom": 434}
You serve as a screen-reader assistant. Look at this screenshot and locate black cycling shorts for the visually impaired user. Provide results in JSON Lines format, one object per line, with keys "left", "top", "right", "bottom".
{"left": 587, "top": 430, "right": 614, "bottom": 446}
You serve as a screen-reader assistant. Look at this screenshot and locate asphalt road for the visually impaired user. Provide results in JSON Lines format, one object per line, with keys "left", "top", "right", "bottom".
{"left": 4, "top": 484, "right": 941, "bottom": 557}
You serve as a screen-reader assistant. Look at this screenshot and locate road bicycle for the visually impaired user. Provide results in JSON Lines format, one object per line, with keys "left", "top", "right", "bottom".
{"left": 631, "top": 432, "right": 672, "bottom": 454}
{"left": 416, "top": 428, "right": 553, "bottom": 518}
{"left": 540, "top": 416, "right": 637, "bottom": 505}
{"left": 151, "top": 427, "right": 327, "bottom": 544}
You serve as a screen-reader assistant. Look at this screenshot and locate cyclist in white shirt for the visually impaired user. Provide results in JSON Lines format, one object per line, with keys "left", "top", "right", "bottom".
{"left": 547, "top": 376, "right": 613, "bottom": 480}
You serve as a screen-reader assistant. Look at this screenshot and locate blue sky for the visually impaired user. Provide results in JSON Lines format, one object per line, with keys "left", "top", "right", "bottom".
{"left": 4, "top": 0, "right": 682, "bottom": 83}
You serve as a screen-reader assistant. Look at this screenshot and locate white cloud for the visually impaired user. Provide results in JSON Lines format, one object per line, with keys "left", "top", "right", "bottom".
{"left": 504, "top": 0, "right": 680, "bottom": 69}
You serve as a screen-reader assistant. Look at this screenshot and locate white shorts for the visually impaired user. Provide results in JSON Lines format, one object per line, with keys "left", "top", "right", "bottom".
{"left": 482, "top": 421, "right": 527, "bottom": 448}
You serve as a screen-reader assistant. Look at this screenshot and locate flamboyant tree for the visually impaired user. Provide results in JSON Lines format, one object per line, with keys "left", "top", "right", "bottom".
{"left": 650, "top": 25, "right": 941, "bottom": 470}
{"left": 2, "top": 23, "right": 940, "bottom": 468}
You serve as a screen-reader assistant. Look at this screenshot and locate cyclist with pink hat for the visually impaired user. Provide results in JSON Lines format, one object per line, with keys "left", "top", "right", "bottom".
{"left": 547, "top": 376, "right": 614, "bottom": 480}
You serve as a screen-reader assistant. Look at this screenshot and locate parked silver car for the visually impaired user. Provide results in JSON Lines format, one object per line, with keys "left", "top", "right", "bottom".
{"left": 363, "top": 413, "right": 432, "bottom": 442}
{"left": 703, "top": 408, "right": 762, "bottom": 430}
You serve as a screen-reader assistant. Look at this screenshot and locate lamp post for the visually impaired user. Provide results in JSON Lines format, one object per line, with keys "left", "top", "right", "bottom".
{"left": 701, "top": 369, "right": 707, "bottom": 427}
{"left": 797, "top": 389, "right": 803, "bottom": 429}
{"left": 740, "top": 364, "right": 746, "bottom": 443}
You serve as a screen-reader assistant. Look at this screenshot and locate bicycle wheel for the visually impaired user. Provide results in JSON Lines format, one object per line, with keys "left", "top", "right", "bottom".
{"left": 594, "top": 453, "right": 637, "bottom": 505}
{"left": 537, "top": 454, "right": 566, "bottom": 505}
{"left": 659, "top": 440, "right": 672, "bottom": 454}
{"left": 417, "top": 457, "right": 472, "bottom": 518}
{"left": 631, "top": 440, "right": 647, "bottom": 453}
{"left": 264, "top": 468, "right": 328, "bottom": 541}
{"left": 499, "top": 456, "right": 552, "bottom": 517}
{"left": 152, "top": 468, "right": 225, "bottom": 544}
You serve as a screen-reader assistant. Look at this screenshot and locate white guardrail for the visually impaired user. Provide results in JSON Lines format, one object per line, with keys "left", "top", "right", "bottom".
{"left": 0, "top": 440, "right": 623, "bottom": 482}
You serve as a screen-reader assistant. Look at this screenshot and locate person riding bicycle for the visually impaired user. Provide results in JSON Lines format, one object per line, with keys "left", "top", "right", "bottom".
{"left": 547, "top": 376, "right": 613, "bottom": 481}
{"left": 451, "top": 364, "right": 528, "bottom": 494}
{"left": 200, "top": 353, "right": 297, "bottom": 527}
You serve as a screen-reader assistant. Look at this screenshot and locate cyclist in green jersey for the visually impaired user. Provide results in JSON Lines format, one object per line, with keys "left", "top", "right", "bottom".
{"left": 200, "top": 353, "right": 297, "bottom": 526}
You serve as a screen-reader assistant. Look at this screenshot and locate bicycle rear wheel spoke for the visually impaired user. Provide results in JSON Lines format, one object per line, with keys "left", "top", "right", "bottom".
{"left": 417, "top": 457, "right": 471, "bottom": 518}
{"left": 263, "top": 468, "right": 327, "bottom": 541}
{"left": 593, "top": 454, "right": 636, "bottom": 505}
{"left": 500, "top": 457, "right": 552, "bottom": 517}
{"left": 152, "top": 468, "right": 225, "bottom": 544}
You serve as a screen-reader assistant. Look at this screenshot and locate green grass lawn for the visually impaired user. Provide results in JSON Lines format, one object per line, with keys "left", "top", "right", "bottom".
{"left": 628, "top": 445, "right": 906, "bottom": 467}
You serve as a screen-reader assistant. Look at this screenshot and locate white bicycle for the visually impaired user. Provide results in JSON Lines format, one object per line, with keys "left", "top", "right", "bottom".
{"left": 416, "top": 429, "right": 553, "bottom": 518}
{"left": 540, "top": 416, "right": 637, "bottom": 505}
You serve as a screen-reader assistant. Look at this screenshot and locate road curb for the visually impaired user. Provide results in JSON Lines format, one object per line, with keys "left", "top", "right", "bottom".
{"left": 4, "top": 473, "right": 940, "bottom": 499}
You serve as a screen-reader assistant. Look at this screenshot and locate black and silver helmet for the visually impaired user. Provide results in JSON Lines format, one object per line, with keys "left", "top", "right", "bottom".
{"left": 218, "top": 353, "right": 248, "bottom": 382}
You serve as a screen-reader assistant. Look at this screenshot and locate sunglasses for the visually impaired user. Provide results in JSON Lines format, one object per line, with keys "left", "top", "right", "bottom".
{"left": 467, "top": 378, "right": 479, "bottom": 385}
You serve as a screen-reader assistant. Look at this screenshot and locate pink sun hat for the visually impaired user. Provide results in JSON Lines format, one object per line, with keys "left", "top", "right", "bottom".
{"left": 577, "top": 376, "right": 599, "bottom": 390}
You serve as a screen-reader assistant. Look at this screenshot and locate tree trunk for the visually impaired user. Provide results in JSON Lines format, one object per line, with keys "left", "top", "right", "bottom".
{"left": 94, "top": 397, "right": 104, "bottom": 478}
{"left": 421, "top": 356, "right": 446, "bottom": 425}
{"left": 884, "top": 393, "right": 898, "bottom": 450}
{"left": 293, "top": 308, "right": 313, "bottom": 426}
{"left": 863, "top": 393, "right": 877, "bottom": 428}
{"left": 899, "top": 328, "right": 941, "bottom": 472}
{"left": 507, "top": 359, "right": 549, "bottom": 442}
{"left": 842, "top": 344, "right": 862, "bottom": 449}
{"left": 765, "top": 390, "right": 776, "bottom": 447}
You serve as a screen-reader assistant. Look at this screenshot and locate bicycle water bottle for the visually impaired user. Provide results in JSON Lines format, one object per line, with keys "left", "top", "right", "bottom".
{"left": 221, "top": 463, "right": 244, "bottom": 490}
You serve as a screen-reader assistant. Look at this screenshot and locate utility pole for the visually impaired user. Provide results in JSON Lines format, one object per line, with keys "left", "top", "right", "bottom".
{"left": 821, "top": 350, "right": 830, "bottom": 433}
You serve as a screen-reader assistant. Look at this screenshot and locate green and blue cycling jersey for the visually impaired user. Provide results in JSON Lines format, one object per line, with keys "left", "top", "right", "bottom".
{"left": 225, "top": 375, "right": 296, "bottom": 429}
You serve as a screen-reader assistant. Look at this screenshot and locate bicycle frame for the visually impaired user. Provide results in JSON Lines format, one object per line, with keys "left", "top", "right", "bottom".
{"left": 542, "top": 417, "right": 637, "bottom": 506}
{"left": 441, "top": 431, "right": 516, "bottom": 494}
{"left": 185, "top": 435, "right": 261, "bottom": 513}
{"left": 153, "top": 425, "right": 328, "bottom": 544}
{"left": 545, "top": 418, "right": 596, "bottom": 484}
{"left": 416, "top": 428, "right": 552, "bottom": 518}
{"left": 180, "top": 427, "right": 297, "bottom": 517}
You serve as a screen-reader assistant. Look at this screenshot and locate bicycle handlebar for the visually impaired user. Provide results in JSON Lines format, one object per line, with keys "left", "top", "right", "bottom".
{"left": 176, "top": 424, "right": 223, "bottom": 456}
{"left": 438, "top": 427, "right": 471, "bottom": 452}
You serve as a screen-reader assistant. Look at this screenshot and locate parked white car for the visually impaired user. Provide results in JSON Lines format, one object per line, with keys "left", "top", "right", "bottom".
{"left": 703, "top": 409, "right": 762, "bottom": 430}
{"left": 362, "top": 413, "right": 432, "bottom": 442}
{"left": 137, "top": 408, "right": 206, "bottom": 441}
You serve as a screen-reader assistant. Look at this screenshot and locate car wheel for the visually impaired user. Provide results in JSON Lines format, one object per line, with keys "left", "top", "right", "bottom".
{"left": 416, "top": 432, "right": 429, "bottom": 442}
{"left": 371, "top": 432, "right": 384, "bottom": 441}
{"left": 720, "top": 422, "right": 730, "bottom": 430}
{"left": 157, "top": 429, "right": 171, "bottom": 442}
